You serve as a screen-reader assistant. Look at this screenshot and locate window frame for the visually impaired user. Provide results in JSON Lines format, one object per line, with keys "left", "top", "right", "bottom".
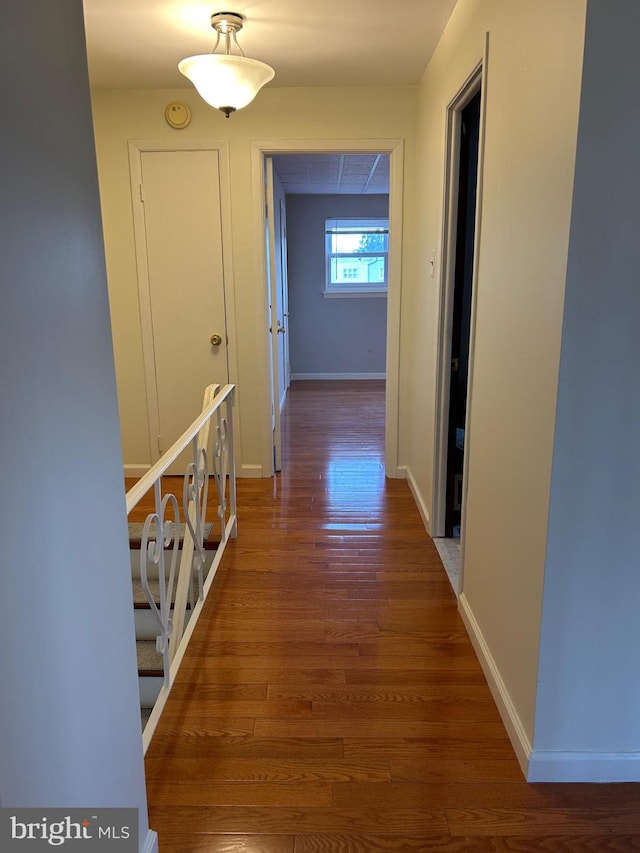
{"left": 324, "top": 217, "right": 389, "bottom": 297}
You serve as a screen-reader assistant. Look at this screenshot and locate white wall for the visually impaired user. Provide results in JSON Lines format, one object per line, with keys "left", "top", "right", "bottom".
{"left": 286, "top": 194, "right": 389, "bottom": 377}
{"left": 91, "top": 86, "right": 417, "bottom": 475}
{"left": 532, "top": 0, "right": 640, "bottom": 780}
{"left": 0, "top": 1, "right": 153, "bottom": 846}
{"left": 406, "top": 0, "right": 587, "bottom": 753}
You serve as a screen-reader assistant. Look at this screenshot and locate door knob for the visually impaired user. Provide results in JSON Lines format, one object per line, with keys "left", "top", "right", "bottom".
{"left": 276, "top": 320, "right": 286, "bottom": 334}
{"left": 210, "top": 333, "right": 223, "bottom": 346}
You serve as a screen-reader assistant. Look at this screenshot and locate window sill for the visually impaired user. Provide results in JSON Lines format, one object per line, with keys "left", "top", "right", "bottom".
{"left": 323, "top": 290, "right": 388, "bottom": 299}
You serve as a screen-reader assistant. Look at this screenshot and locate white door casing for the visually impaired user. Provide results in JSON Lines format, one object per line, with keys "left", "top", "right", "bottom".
{"left": 252, "top": 139, "right": 405, "bottom": 479}
{"left": 432, "top": 42, "right": 488, "bottom": 593}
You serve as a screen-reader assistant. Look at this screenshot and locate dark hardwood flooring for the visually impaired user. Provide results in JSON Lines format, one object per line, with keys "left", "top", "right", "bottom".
{"left": 141, "top": 380, "right": 640, "bottom": 851}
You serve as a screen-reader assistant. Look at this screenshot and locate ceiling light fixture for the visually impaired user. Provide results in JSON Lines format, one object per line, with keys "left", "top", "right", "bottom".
{"left": 178, "top": 11, "right": 275, "bottom": 118}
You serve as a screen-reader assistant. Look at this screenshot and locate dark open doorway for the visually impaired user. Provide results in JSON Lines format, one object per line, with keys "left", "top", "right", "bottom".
{"left": 444, "top": 89, "right": 481, "bottom": 538}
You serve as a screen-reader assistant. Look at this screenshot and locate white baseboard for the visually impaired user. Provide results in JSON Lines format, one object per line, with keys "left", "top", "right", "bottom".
{"left": 527, "top": 751, "right": 640, "bottom": 783}
{"left": 124, "top": 464, "right": 151, "bottom": 478}
{"left": 458, "top": 592, "right": 532, "bottom": 778}
{"left": 291, "top": 373, "right": 386, "bottom": 380}
{"left": 240, "top": 464, "right": 263, "bottom": 478}
{"left": 126, "top": 463, "right": 261, "bottom": 478}
{"left": 386, "top": 464, "right": 406, "bottom": 480}
{"left": 141, "top": 829, "right": 158, "bottom": 853}
{"left": 404, "top": 466, "right": 430, "bottom": 534}
{"left": 458, "top": 594, "right": 640, "bottom": 782}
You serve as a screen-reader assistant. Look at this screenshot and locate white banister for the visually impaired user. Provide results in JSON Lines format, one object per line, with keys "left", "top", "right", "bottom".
{"left": 126, "top": 383, "right": 236, "bottom": 513}
{"left": 170, "top": 384, "right": 218, "bottom": 663}
{"left": 127, "top": 383, "right": 237, "bottom": 752}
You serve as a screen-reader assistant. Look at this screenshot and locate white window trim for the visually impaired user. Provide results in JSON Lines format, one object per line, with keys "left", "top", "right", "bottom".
{"left": 324, "top": 217, "right": 389, "bottom": 296}
{"left": 323, "top": 290, "right": 388, "bottom": 299}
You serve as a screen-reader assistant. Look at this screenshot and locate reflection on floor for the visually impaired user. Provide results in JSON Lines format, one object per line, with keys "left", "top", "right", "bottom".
{"left": 433, "top": 536, "right": 460, "bottom": 594}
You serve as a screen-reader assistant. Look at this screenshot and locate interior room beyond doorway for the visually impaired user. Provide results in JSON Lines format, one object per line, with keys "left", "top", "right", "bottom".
{"left": 270, "top": 153, "right": 389, "bottom": 383}
{"left": 267, "top": 152, "right": 390, "bottom": 471}
{"left": 252, "top": 139, "right": 404, "bottom": 477}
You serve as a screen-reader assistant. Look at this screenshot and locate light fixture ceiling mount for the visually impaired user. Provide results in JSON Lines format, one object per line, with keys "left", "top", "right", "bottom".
{"left": 178, "top": 11, "right": 275, "bottom": 118}
{"left": 210, "top": 11, "right": 244, "bottom": 39}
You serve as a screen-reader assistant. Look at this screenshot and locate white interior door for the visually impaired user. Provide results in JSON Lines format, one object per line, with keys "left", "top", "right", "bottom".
{"left": 137, "top": 148, "right": 228, "bottom": 474}
{"left": 265, "top": 157, "right": 282, "bottom": 470}
{"left": 277, "top": 197, "right": 291, "bottom": 398}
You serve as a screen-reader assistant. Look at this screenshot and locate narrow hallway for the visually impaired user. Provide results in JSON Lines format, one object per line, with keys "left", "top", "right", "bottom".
{"left": 145, "top": 381, "right": 638, "bottom": 851}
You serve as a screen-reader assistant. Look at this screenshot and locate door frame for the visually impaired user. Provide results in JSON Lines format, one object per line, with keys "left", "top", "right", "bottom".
{"left": 251, "top": 138, "right": 405, "bottom": 478}
{"left": 265, "top": 164, "right": 293, "bottom": 471}
{"left": 431, "top": 43, "right": 488, "bottom": 584}
{"left": 265, "top": 156, "right": 283, "bottom": 470}
{"left": 128, "top": 139, "right": 240, "bottom": 467}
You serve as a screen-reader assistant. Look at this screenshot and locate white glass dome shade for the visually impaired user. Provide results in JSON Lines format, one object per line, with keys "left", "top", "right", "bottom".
{"left": 179, "top": 53, "right": 275, "bottom": 116}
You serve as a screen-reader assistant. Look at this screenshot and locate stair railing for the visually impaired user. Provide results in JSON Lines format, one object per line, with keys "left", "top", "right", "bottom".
{"left": 126, "top": 383, "right": 237, "bottom": 751}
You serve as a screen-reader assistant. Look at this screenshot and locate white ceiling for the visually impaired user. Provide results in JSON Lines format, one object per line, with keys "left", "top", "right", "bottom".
{"left": 83, "top": 0, "right": 457, "bottom": 90}
{"left": 272, "top": 153, "right": 389, "bottom": 194}
{"left": 83, "top": 1, "right": 456, "bottom": 194}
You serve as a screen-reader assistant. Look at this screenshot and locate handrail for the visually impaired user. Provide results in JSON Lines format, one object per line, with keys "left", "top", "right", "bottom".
{"left": 127, "top": 382, "right": 237, "bottom": 752}
{"left": 126, "top": 383, "right": 236, "bottom": 513}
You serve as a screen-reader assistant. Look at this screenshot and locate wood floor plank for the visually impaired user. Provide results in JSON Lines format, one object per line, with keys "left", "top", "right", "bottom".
{"left": 145, "top": 756, "right": 390, "bottom": 782}
{"left": 294, "top": 836, "right": 479, "bottom": 853}
{"left": 143, "top": 382, "right": 640, "bottom": 850}
{"left": 173, "top": 666, "right": 349, "bottom": 684}
{"left": 345, "top": 667, "right": 488, "bottom": 684}
{"left": 390, "top": 757, "right": 524, "bottom": 783}
{"left": 267, "top": 683, "right": 496, "bottom": 703}
{"left": 207, "top": 610, "right": 335, "bottom": 621}
{"left": 253, "top": 719, "right": 511, "bottom": 740}
{"left": 177, "top": 654, "right": 481, "bottom": 671}
{"left": 145, "top": 780, "right": 332, "bottom": 807}
{"left": 168, "top": 683, "right": 267, "bottom": 700}
{"left": 148, "top": 805, "right": 449, "bottom": 835}
{"left": 182, "top": 641, "right": 361, "bottom": 658}
{"left": 294, "top": 835, "right": 640, "bottom": 852}
{"left": 331, "top": 781, "right": 640, "bottom": 811}
{"left": 308, "top": 697, "right": 502, "bottom": 723}
{"left": 188, "top": 622, "right": 331, "bottom": 642}
{"left": 445, "top": 807, "right": 640, "bottom": 836}
{"left": 155, "top": 835, "right": 294, "bottom": 853}
{"left": 157, "top": 699, "right": 313, "bottom": 720}
{"left": 356, "top": 639, "right": 486, "bottom": 657}
{"left": 343, "top": 738, "right": 519, "bottom": 762}
{"left": 147, "top": 732, "right": 345, "bottom": 761}
{"left": 146, "top": 717, "right": 256, "bottom": 736}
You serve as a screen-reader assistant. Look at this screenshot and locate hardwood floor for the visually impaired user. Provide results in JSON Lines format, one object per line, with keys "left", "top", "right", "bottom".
{"left": 144, "top": 380, "right": 640, "bottom": 852}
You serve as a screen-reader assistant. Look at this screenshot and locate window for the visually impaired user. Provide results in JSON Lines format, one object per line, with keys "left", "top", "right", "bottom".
{"left": 325, "top": 218, "right": 389, "bottom": 296}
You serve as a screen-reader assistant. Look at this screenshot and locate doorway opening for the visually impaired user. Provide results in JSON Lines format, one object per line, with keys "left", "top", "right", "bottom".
{"left": 267, "top": 153, "right": 389, "bottom": 470}
{"left": 252, "top": 141, "right": 405, "bottom": 479}
{"left": 432, "top": 65, "right": 485, "bottom": 593}
{"left": 445, "top": 89, "right": 481, "bottom": 539}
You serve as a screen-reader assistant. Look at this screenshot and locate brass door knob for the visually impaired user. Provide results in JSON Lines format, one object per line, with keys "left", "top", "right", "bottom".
{"left": 210, "top": 333, "right": 223, "bottom": 346}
